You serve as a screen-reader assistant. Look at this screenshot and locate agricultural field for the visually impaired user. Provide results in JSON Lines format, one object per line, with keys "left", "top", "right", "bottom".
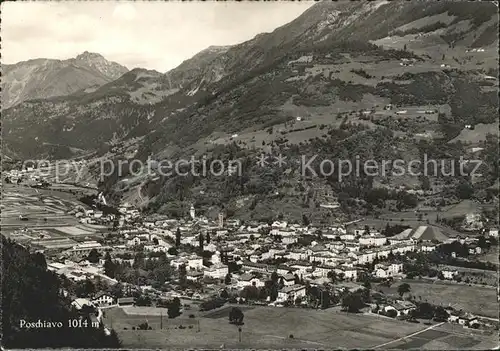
{"left": 450, "top": 122, "right": 499, "bottom": 144}
{"left": 437, "top": 264, "right": 498, "bottom": 286}
{"left": 381, "top": 322, "right": 497, "bottom": 350}
{"left": 478, "top": 251, "right": 499, "bottom": 265}
{"left": 376, "top": 280, "right": 498, "bottom": 318}
{"left": 102, "top": 305, "right": 495, "bottom": 349}
{"left": 0, "top": 183, "right": 103, "bottom": 247}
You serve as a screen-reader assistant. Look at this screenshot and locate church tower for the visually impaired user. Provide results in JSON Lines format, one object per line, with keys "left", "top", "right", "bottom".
{"left": 190, "top": 204, "right": 196, "bottom": 220}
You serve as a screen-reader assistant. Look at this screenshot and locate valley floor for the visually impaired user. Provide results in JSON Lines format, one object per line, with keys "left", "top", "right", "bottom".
{"left": 103, "top": 305, "right": 497, "bottom": 349}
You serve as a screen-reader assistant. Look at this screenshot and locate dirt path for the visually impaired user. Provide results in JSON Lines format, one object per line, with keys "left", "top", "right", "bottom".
{"left": 372, "top": 322, "right": 445, "bottom": 348}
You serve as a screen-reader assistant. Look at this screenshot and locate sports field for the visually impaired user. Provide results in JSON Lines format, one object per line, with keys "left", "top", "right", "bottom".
{"left": 102, "top": 306, "right": 497, "bottom": 349}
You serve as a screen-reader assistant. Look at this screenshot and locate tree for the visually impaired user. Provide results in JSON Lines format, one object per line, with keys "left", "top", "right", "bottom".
{"left": 477, "top": 235, "right": 488, "bottom": 249}
{"left": 179, "top": 264, "right": 187, "bottom": 287}
{"left": 220, "top": 289, "right": 229, "bottom": 299}
{"left": 198, "top": 233, "right": 204, "bottom": 252}
{"left": 109, "top": 283, "right": 123, "bottom": 299}
{"left": 456, "top": 180, "right": 474, "bottom": 199}
{"left": 362, "top": 281, "right": 372, "bottom": 303}
{"left": 269, "top": 284, "right": 279, "bottom": 301}
{"left": 421, "top": 176, "right": 431, "bottom": 191}
{"left": 270, "top": 272, "right": 279, "bottom": 284}
{"left": 168, "top": 247, "right": 178, "bottom": 255}
{"left": 103, "top": 252, "right": 116, "bottom": 278}
{"left": 87, "top": 249, "right": 100, "bottom": 264}
{"left": 327, "top": 270, "right": 337, "bottom": 283}
{"left": 341, "top": 293, "right": 364, "bottom": 313}
{"left": 112, "top": 217, "right": 120, "bottom": 230}
{"left": 206, "top": 232, "right": 211, "bottom": 244}
{"left": 302, "top": 214, "right": 310, "bottom": 226}
{"left": 294, "top": 274, "right": 300, "bottom": 285}
{"left": 132, "top": 252, "right": 145, "bottom": 269}
{"left": 240, "top": 285, "right": 259, "bottom": 300}
{"left": 75, "top": 279, "right": 96, "bottom": 298}
{"left": 397, "top": 283, "right": 411, "bottom": 298}
{"left": 136, "top": 294, "right": 152, "bottom": 306}
{"left": 229, "top": 307, "right": 244, "bottom": 325}
{"left": 414, "top": 302, "right": 434, "bottom": 319}
{"left": 433, "top": 306, "right": 449, "bottom": 322}
{"left": 175, "top": 228, "right": 181, "bottom": 247}
{"left": 320, "top": 289, "right": 330, "bottom": 309}
{"left": 168, "top": 297, "right": 181, "bottom": 318}
{"left": 224, "top": 273, "right": 232, "bottom": 285}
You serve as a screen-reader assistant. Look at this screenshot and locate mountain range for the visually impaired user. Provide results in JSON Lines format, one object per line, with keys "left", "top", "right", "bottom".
{"left": 2, "top": 0, "right": 498, "bottom": 222}
{"left": 2, "top": 51, "right": 129, "bottom": 109}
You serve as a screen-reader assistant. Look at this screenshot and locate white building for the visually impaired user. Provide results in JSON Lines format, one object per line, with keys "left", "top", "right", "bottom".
{"left": 276, "top": 285, "right": 306, "bottom": 302}
{"left": 237, "top": 274, "right": 264, "bottom": 288}
{"left": 359, "top": 235, "right": 387, "bottom": 247}
{"left": 204, "top": 264, "right": 228, "bottom": 279}
{"left": 187, "top": 256, "right": 203, "bottom": 270}
{"left": 70, "top": 241, "right": 106, "bottom": 256}
{"left": 442, "top": 270, "right": 458, "bottom": 280}
{"left": 282, "top": 273, "right": 296, "bottom": 286}
{"left": 92, "top": 293, "right": 115, "bottom": 307}
{"left": 71, "top": 298, "right": 93, "bottom": 310}
{"left": 488, "top": 228, "right": 499, "bottom": 238}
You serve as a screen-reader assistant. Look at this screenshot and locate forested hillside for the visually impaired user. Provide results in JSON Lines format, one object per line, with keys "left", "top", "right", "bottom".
{"left": 1, "top": 236, "right": 121, "bottom": 348}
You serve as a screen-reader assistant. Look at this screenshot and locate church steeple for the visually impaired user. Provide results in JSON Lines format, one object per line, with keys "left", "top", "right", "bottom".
{"left": 190, "top": 204, "right": 196, "bottom": 220}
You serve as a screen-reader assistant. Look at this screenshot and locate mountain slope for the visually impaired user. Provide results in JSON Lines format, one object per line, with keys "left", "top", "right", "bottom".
{"left": 123, "top": 0, "right": 497, "bottom": 221}
{"left": 3, "top": 0, "right": 497, "bottom": 224}
{"left": 1, "top": 52, "right": 129, "bottom": 109}
{"left": 3, "top": 1, "right": 498, "bottom": 186}
{"left": 141, "top": 0, "right": 498, "bottom": 152}
{"left": 154, "top": 0, "right": 498, "bottom": 105}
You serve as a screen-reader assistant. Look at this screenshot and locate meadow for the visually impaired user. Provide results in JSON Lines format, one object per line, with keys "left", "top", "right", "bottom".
{"left": 376, "top": 280, "right": 498, "bottom": 318}
{"left": 101, "top": 305, "right": 488, "bottom": 349}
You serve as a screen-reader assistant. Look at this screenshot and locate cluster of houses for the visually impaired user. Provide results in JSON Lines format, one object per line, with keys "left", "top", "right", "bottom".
{"left": 4, "top": 167, "right": 49, "bottom": 185}
{"left": 68, "top": 202, "right": 141, "bottom": 226}
{"left": 371, "top": 300, "right": 484, "bottom": 328}
{"left": 31, "top": 201, "right": 497, "bottom": 333}
{"left": 56, "top": 206, "right": 493, "bottom": 287}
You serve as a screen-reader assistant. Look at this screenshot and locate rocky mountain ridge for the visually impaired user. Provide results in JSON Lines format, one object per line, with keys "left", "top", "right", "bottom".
{"left": 1, "top": 52, "right": 129, "bottom": 109}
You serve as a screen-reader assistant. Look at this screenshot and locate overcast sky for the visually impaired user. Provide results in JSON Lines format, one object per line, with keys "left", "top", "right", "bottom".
{"left": 1, "top": 1, "right": 314, "bottom": 72}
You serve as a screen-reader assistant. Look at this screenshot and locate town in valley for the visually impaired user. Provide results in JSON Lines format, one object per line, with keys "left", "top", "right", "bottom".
{"left": 1, "top": 1, "right": 499, "bottom": 349}
{"left": 2, "top": 162, "right": 499, "bottom": 349}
